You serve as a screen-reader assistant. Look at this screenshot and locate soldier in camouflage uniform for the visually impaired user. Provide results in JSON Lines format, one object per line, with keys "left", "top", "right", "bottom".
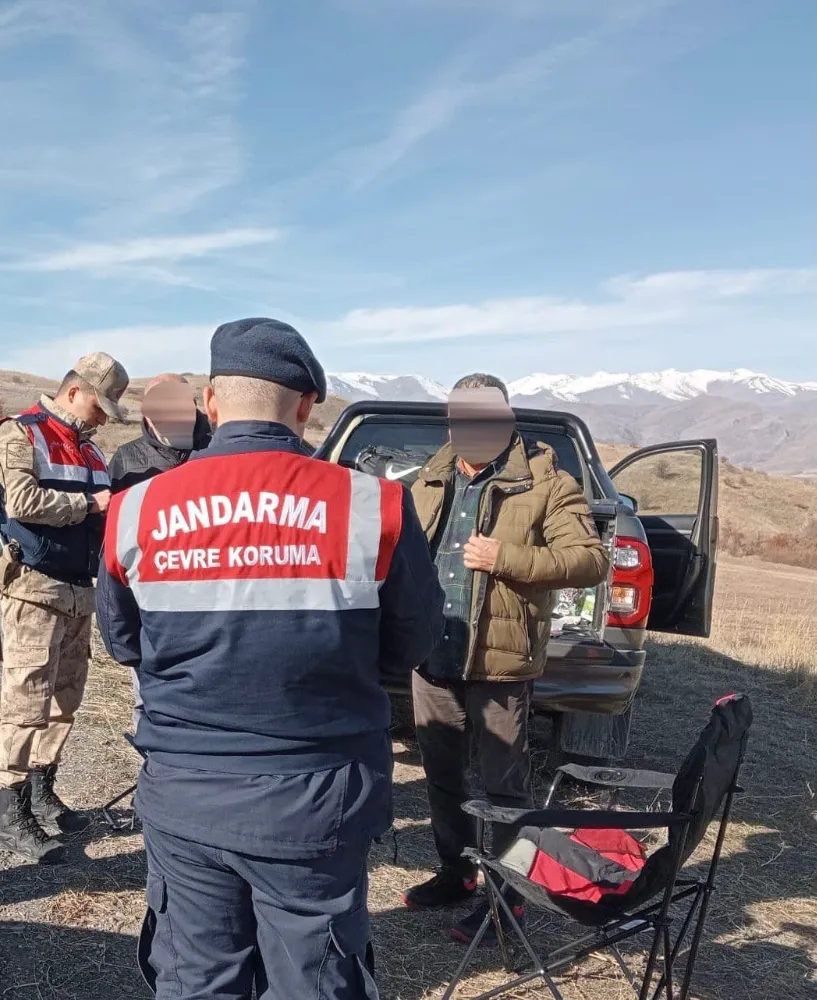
{"left": 0, "top": 353, "right": 128, "bottom": 862}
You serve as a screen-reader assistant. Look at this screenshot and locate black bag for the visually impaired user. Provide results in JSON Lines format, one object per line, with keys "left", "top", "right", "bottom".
{"left": 354, "top": 445, "right": 426, "bottom": 486}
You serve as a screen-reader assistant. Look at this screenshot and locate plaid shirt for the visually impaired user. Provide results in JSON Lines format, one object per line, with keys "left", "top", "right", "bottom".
{"left": 425, "top": 460, "right": 500, "bottom": 680}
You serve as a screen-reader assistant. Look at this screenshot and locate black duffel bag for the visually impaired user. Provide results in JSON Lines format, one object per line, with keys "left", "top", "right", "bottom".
{"left": 354, "top": 445, "right": 426, "bottom": 486}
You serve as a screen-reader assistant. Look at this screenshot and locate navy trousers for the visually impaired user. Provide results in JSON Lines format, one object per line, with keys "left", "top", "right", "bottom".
{"left": 139, "top": 822, "right": 379, "bottom": 999}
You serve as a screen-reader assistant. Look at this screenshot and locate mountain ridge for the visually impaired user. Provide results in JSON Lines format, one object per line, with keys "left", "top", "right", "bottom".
{"left": 328, "top": 367, "right": 817, "bottom": 404}
{"left": 2, "top": 367, "right": 815, "bottom": 478}
{"left": 326, "top": 368, "right": 817, "bottom": 478}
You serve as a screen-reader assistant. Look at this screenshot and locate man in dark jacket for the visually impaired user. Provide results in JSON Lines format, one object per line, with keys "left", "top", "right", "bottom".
{"left": 108, "top": 374, "right": 212, "bottom": 495}
{"left": 96, "top": 319, "right": 444, "bottom": 998}
{"left": 108, "top": 374, "right": 212, "bottom": 730}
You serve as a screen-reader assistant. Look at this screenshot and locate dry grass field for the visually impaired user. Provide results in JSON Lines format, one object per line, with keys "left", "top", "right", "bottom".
{"left": 0, "top": 554, "right": 814, "bottom": 999}
{"left": 597, "top": 444, "right": 817, "bottom": 570}
{"left": 1, "top": 387, "right": 815, "bottom": 997}
{"left": 598, "top": 443, "right": 817, "bottom": 535}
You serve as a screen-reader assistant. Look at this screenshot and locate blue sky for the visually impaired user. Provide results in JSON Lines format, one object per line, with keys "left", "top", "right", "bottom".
{"left": 0, "top": 0, "right": 814, "bottom": 384}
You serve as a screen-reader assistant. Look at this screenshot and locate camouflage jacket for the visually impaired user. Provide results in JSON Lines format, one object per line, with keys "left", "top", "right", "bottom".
{"left": 0, "top": 395, "right": 102, "bottom": 614}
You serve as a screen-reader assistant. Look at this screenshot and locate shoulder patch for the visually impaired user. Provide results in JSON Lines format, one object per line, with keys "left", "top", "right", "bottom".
{"left": 5, "top": 440, "right": 34, "bottom": 471}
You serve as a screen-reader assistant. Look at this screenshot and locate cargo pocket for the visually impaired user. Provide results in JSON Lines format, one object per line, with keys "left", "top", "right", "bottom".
{"left": 0, "top": 650, "right": 53, "bottom": 728}
{"left": 318, "top": 904, "right": 379, "bottom": 999}
{"left": 137, "top": 874, "right": 181, "bottom": 997}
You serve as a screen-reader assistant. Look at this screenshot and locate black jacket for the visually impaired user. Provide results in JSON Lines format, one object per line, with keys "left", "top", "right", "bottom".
{"left": 109, "top": 410, "right": 212, "bottom": 494}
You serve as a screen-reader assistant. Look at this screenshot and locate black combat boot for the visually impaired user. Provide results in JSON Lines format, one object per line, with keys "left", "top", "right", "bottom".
{"left": 0, "top": 784, "right": 65, "bottom": 863}
{"left": 29, "top": 765, "right": 90, "bottom": 837}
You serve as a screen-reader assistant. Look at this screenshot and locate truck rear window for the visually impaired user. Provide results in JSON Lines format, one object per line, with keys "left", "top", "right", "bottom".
{"left": 337, "top": 417, "right": 584, "bottom": 485}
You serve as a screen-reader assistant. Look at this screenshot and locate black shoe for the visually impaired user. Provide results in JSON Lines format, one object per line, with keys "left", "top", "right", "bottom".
{"left": 450, "top": 898, "right": 525, "bottom": 947}
{"left": 402, "top": 867, "right": 478, "bottom": 910}
{"left": 28, "top": 766, "right": 90, "bottom": 837}
{"left": 0, "top": 785, "right": 65, "bottom": 863}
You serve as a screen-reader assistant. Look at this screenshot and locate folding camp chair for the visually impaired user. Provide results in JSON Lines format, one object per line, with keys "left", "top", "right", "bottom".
{"left": 102, "top": 731, "right": 147, "bottom": 831}
{"left": 442, "top": 693, "right": 752, "bottom": 1000}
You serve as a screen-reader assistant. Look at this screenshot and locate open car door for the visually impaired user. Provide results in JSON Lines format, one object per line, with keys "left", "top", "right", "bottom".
{"left": 609, "top": 439, "right": 718, "bottom": 637}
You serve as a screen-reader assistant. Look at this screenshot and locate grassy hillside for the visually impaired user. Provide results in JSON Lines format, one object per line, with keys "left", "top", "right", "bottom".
{"left": 598, "top": 442, "right": 817, "bottom": 568}
{"left": 0, "top": 368, "right": 347, "bottom": 458}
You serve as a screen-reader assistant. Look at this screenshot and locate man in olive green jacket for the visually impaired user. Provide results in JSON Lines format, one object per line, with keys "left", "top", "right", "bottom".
{"left": 402, "top": 373, "right": 609, "bottom": 946}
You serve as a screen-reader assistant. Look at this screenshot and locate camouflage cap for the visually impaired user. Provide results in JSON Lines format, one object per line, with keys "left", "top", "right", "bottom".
{"left": 73, "top": 352, "right": 130, "bottom": 420}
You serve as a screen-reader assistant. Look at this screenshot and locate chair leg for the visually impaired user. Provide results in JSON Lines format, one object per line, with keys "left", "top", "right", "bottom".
{"left": 678, "top": 885, "right": 715, "bottom": 1000}
{"left": 610, "top": 945, "right": 640, "bottom": 992}
{"left": 442, "top": 909, "right": 494, "bottom": 1000}
{"left": 101, "top": 783, "right": 138, "bottom": 830}
{"left": 662, "top": 923, "right": 674, "bottom": 1000}
{"left": 485, "top": 876, "right": 513, "bottom": 973}
{"left": 441, "top": 885, "right": 568, "bottom": 1000}
{"left": 488, "top": 877, "right": 566, "bottom": 999}
{"left": 678, "top": 780, "right": 741, "bottom": 1000}
{"left": 639, "top": 792, "right": 697, "bottom": 1000}
{"left": 651, "top": 886, "right": 705, "bottom": 1000}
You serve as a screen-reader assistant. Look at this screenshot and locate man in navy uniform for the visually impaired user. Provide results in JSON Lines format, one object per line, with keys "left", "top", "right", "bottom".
{"left": 96, "top": 318, "right": 444, "bottom": 999}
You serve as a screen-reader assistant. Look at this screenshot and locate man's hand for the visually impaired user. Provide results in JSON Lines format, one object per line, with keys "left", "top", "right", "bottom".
{"left": 89, "top": 490, "right": 111, "bottom": 515}
{"left": 463, "top": 533, "right": 500, "bottom": 573}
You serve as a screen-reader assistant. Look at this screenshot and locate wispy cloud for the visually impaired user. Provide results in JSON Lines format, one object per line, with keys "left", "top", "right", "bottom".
{"left": 323, "top": 267, "right": 817, "bottom": 344}
{"left": 15, "top": 229, "right": 282, "bottom": 274}
{"left": 1, "top": 325, "right": 215, "bottom": 380}
{"left": 4, "top": 266, "right": 813, "bottom": 379}
{"left": 0, "top": 1, "right": 251, "bottom": 227}
{"left": 347, "top": 37, "right": 593, "bottom": 189}
{"left": 604, "top": 268, "right": 817, "bottom": 300}
{"left": 345, "top": 1, "right": 666, "bottom": 188}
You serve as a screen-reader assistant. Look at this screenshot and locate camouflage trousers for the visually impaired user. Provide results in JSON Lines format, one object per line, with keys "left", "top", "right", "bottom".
{"left": 0, "top": 595, "right": 92, "bottom": 788}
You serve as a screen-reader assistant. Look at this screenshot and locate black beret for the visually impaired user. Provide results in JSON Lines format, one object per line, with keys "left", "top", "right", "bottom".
{"left": 209, "top": 317, "right": 327, "bottom": 404}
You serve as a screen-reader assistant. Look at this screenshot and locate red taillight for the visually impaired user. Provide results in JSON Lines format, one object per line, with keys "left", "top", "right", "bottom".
{"left": 606, "top": 537, "right": 654, "bottom": 628}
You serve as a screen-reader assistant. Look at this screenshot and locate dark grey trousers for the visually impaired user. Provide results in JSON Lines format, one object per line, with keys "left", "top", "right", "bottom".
{"left": 412, "top": 670, "right": 533, "bottom": 872}
{"left": 140, "top": 821, "right": 377, "bottom": 998}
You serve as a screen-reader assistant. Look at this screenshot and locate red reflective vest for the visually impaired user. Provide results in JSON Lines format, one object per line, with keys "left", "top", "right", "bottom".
{"left": 11, "top": 403, "right": 109, "bottom": 490}
{"left": 0, "top": 403, "right": 109, "bottom": 582}
{"left": 105, "top": 449, "right": 404, "bottom": 613}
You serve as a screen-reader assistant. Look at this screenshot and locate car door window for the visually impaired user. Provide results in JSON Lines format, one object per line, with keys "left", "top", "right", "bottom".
{"left": 612, "top": 448, "right": 703, "bottom": 515}
{"left": 610, "top": 441, "right": 718, "bottom": 637}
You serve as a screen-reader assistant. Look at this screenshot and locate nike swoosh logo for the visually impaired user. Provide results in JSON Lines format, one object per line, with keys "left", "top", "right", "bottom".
{"left": 384, "top": 463, "right": 422, "bottom": 481}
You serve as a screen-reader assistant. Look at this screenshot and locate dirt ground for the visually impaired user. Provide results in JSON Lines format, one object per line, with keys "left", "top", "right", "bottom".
{"left": 0, "top": 557, "right": 815, "bottom": 999}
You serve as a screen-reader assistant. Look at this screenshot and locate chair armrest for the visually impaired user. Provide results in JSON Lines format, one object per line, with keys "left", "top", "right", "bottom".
{"left": 461, "top": 799, "right": 689, "bottom": 830}
{"left": 557, "top": 763, "right": 676, "bottom": 791}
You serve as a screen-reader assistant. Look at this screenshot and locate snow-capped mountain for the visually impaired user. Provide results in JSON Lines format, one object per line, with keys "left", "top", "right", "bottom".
{"left": 506, "top": 369, "right": 817, "bottom": 405}
{"left": 320, "top": 368, "right": 817, "bottom": 477}
{"left": 326, "top": 372, "right": 447, "bottom": 403}
{"left": 324, "top": 368, "right": 817, "bottom": 407}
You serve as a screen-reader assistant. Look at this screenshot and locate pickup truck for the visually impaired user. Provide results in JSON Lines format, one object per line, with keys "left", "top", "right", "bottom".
{"left": 315, "top": 401, "right": 718, "bottom": 762}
